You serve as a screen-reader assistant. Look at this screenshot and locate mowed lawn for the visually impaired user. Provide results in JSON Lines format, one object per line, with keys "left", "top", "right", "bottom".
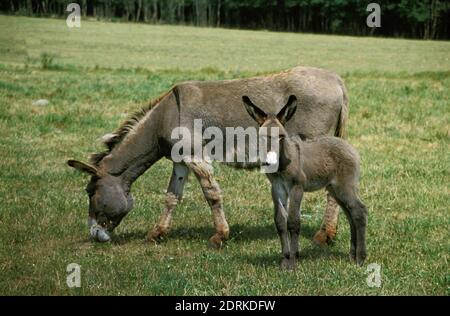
{"left": 0, "top": 15, "right": 449, "bottom": 295}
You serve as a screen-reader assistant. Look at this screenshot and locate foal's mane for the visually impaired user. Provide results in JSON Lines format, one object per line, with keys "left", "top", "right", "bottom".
{"left": 89, "top": 89, "right": 172, "bottom": 166}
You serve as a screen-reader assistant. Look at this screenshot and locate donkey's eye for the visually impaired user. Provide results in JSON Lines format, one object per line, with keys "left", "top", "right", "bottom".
{"left": 85, "top": 184, "right": 96, "bottom": 197}
{"left": 86, "top": 192, "right": 95, "bottom": 199}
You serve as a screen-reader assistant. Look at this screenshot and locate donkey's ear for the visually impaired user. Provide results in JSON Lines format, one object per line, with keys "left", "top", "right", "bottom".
{"left": 67, "top": 160, "right": 99, "bottom": 177}
{"left": 277, "top": 95, "right": 298, "bottom": 125}
{"left": 242, "top": 96, "right": 267, "bottom": 125}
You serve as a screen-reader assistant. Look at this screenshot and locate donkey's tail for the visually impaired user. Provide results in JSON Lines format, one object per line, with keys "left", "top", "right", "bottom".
{"left": 335, "top": 77, "right": 349, "bottom": 139}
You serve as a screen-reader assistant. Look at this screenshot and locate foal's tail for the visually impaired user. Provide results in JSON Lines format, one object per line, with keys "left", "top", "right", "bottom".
{"left": 335, "top": 77, "right": 349, "bottom": 139}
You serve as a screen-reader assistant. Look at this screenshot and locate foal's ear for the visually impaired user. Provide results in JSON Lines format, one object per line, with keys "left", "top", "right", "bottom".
{"left": 67, "top": 160, "right": 100, "bottom": 177}
{"left": 277, "top": 95, "right": 298, "bottom": 125}
{"left": 242, "top": 96, "right": 267, "bottom": 125}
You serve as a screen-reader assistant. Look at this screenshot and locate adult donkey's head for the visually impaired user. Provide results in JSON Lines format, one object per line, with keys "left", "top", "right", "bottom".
{"left": 67, "top": 159, "right": 134, "bottom": 241}
{"left": 66, "top": 90, "right": 173, "bottom": 242}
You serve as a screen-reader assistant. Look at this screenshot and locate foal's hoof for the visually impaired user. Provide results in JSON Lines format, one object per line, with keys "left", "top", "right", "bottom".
{"left": 313, "top": 229, "right": 335, "bottom": 247}
{"left": 208, "top": 233, "right": 227, "bottom": 249}
{"left": 280, "top": 258, "right": 297, "bottom": 271}
{"left": 349, "top": 252, "right": 366, "bottom": 267}
{"left": 356, "top": 253, "right": 367, "bottom": 267}
{"left": 147, "top": 227, "right": 168, "bottom": 243}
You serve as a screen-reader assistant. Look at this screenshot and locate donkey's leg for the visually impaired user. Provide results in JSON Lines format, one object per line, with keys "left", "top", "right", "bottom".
{"left": 313, "top": 193, "right": 340, "bottom": 247}
{"left": 109, "top": 213, "right": 127, "bottom": 232}
{"left": 285, "top": 185, "right": 304, "bottom": 270}
{"left": 329, "top": 186, "right": 367, "bottom": 266}
{"left": 344, "top": 197, "right": 367, "bottom": 266}
{"left": 185, "top": 160, "right": 229, "bottom": 249}
{"left": 148, "top": 162, "right": 189, "bottom": 242}
{"left": 338, "top": 202, "right": 357, "bottom": 263}
{"left": 268, "top": 175, "right": 291, "bottom": 269}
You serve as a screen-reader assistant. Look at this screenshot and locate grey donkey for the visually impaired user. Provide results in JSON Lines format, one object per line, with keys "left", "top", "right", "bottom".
{"left": 67, "top": 67, "right": 348, "bottom": 248}
{"left": 243, "top": 95, "right": 367, "bottom": 269}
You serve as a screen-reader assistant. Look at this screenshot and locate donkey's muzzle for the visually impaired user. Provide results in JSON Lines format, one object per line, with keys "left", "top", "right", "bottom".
{"left": 88, "top": 217, "right": 111, "bottom": 243}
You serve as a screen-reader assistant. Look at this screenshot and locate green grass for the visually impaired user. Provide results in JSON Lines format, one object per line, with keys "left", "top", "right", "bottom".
{"left": 2, "top": 15, "right": 450, "bottom": 74}
{"left": 0, "top": 15, "right": 449, "bottom": 295}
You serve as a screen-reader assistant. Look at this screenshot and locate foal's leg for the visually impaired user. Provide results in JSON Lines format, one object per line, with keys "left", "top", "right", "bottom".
{"left": 148, "top": 162, "right": 189, "bottom": 242}
{"left": 313, "top": 193, "right": 340, "bottom": 246}
{"left": 185, "top": 160, "right": 229, "bottom": 249}
{"left": 329, "top": 186, "right": 368, "bottom": 266}
{"left": 346, "top": 197, "right": 367, "bottom": 266}
{"left": 268, "top": 175, "right": 290, "bottom": 269}
{"left": 286, "top": 185, "right": 304, "bottom": 270}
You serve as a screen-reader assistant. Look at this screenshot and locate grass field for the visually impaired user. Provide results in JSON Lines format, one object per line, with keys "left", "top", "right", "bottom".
{"left": 0, "top": 15, "right": 449, "bottom": 295}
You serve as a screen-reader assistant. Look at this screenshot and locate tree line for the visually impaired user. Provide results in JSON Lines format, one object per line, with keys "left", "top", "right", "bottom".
{"left": 2, "top": 0, "right": 449, "bottom": 40}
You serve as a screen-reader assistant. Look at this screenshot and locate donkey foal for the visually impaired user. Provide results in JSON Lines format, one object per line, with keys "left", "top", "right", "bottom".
{"left": 243, "top": 95, "right": 368, "bottom": 270}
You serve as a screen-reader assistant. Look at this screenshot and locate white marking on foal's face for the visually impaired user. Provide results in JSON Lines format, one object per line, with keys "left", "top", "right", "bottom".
{"left": 266, "top": 151, "right": 278, "bottom": 165}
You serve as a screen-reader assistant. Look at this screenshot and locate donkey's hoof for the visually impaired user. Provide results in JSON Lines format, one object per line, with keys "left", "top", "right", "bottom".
{"left": 313, "top": 229, "right": 335, "bottom": 247}
{"left": 147, "top": 227, "right": 168, "bottom": 243}
{"left": 208, "top": 234, "right": 227, "bottom": 249}
{"left": 280, "top": 258, "right": 297, "bottom": 271}
{"left": 356, "top": 253, "right": 367, "bottom": 267}
{"left": 349, "top": 251, "right": 366, "bottom": 266}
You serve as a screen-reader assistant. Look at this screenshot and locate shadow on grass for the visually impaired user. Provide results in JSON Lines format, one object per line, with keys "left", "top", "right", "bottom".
{"left": 106, "top": 224, "right": 348, "bottom": 268}
{"left": 240, "top": 246, "right": 349, "bottom": 267}
{"left": 111, "top": 230, "right": 148, "bottom": 245}
{"left": 111, "top": 222, "right": 321, "bottom": 244}
{"left": 228, "top": 223, "right": 319, "bottom": 241}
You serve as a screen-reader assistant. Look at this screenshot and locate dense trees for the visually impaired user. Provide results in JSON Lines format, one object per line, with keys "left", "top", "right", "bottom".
{"left": 2, "top": 0, "right": 449, "bottom": 39}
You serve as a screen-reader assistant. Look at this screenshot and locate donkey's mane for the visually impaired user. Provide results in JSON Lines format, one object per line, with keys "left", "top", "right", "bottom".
{"left": 90, "top": 89, "right": 172, "bottom": 166}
